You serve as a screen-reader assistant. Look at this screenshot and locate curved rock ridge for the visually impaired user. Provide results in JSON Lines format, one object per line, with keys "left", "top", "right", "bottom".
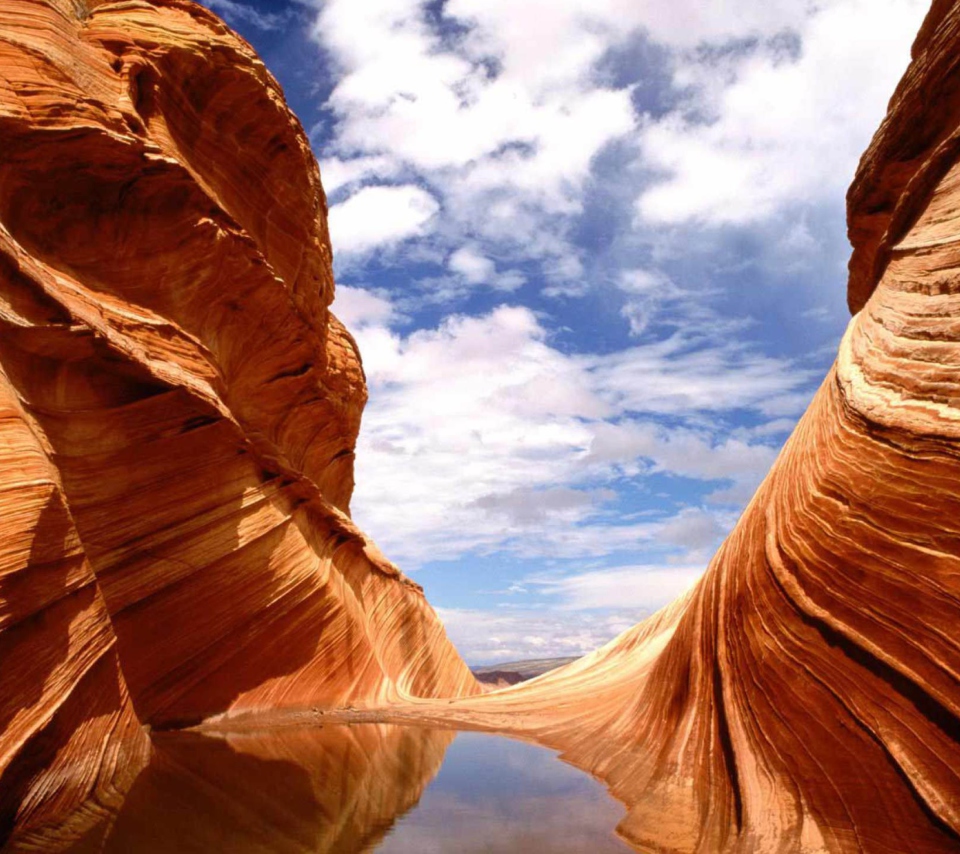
{"left": 0, "top": 0, "right": 477, "bottom": 843}
{"left": 409, "top": 4, "right": 960, "bottom": 851}
{"left": 5, "top": 1, "right": 960, "bottom": 853}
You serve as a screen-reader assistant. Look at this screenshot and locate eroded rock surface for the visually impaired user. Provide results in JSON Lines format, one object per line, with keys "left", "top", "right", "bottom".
{"left": 5, "top": 1, "right": 960, "bottom": 853}
{"left": 0, "top": 0, "right": 477, "bottom": 845}
{"left": 422, "top": 4, "right": 960, "bottom": 851}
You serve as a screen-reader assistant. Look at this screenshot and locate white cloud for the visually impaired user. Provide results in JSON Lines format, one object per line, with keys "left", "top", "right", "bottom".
{"left": 346, "top": 294, "right": 800, "bottom": 565}
{"left": 310, "top": 0, "right": 638, "bottom": 278}
{"left": 655, "top": 507, "right": 727, "bottom": 550}
{"left": 734, "top": 417, "right": 797, "bottom": 439}
{"left": 448, "top": 246, "right": 495, "bottom": 285}
{"left": 319, "top": 155, "right": 399, "bottom": 196}
{"left": 443, "top": 247, "right": 526, "bottom": 293}
{"left": 636, "top": 0, "right": 927, "bottom": 225}
{"left": 438, "top": 559, "right": 705, "bottom": 660}
{"left": 438, "top": 606, "right": 638, "bottom": 664}
{"left": 619, "top": 268, "right": 670, "bottom": 294}
{"left": 588, "top": 339, "right": 814, "bottom": 417}
{"left": 303, "top": 0, "right": 930, "bottom": 295}
{"left": 445, "top": 0, "right": 821, "bottom": 79}
{"left": 316, "top": 0, "right": 636, "bottom": 184}
{"left": 470, "top": 487, "right": 616, "bottom": 527}
{"left": 585, "top": 422, "right": 779, "bottom": 484}
{"left": 328, "top": 184, "right": 439, "bottom": 255}
{"left": 303, "top": 0, "right": 926, "bottom": 303}
{"left": 615, "top": 267, "right": 738, "bottom": 339}
{"left": 331, "top": 284, "right": 396, "bottom": 330}
{"left": 530, "top": 564, "right": 705, "bottom": 611}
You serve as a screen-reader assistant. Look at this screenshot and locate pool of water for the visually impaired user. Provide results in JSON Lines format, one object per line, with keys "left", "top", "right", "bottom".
{"left": 76, "top": 723, "right": 632, "bottom": 853}
{"left": 376, "top": 730, "right": 632, "bottom": 853}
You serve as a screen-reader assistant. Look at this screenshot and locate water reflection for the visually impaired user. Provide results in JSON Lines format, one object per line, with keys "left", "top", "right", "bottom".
{"left": 377, "top": 731, "right": 633, "bottom": 853}
{"left": 60, "top": 724, "right": 630, "bottom": 853}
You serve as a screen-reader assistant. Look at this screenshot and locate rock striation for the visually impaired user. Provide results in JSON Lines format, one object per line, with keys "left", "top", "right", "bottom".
{"left": 421, "top": 4, "right": 960, "bottom": 851}
{"left": 5, "top": 1, "right": 960, "bottom": 853}
{"left": 0, "top": 0, "right": 477, "bottom": 846}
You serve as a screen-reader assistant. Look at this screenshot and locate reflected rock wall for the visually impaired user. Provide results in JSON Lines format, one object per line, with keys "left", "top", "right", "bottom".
{"left": 0, "top": 0, "right": 477, "bottom": 844}
{"left": 74, "top": 724, "right": 454, "bottom": 854}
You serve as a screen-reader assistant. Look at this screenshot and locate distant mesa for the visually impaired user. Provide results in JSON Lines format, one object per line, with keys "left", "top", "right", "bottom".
{"left": 471, "top": 656, "right": 580, "bottom": 688}
{"left": 2, "top": 1, "right": 960, "bottom": 853}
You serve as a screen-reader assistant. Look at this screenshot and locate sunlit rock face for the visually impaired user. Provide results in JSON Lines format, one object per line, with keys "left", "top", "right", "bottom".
{"left": 438, "top": 3, "right": 960, "bottom": 851}
{"left": 0, "top": 369, "right": 150, "bottom": 851}
{"left": 0, "top": 0, "right": 477, "bottom": 842}
{"left": 5, "top": 0, "right": 960, "bottom": 852}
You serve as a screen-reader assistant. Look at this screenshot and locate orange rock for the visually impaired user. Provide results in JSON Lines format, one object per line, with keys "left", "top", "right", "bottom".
{"left": 0, "top": 0, "right": 477, "bottom": 843}
{"left": 0, "top": 365, "right": 150, "bottom": 850}
{"left": 425, "top": 4, "right": 960, "bottom": 851}
{"left": 5, "top": 1, "right": 960, "bottom": 852}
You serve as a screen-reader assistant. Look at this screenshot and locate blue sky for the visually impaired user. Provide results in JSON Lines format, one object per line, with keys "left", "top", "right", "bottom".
{"left": 201, "top": 0, "right": 927, "bottom": 663}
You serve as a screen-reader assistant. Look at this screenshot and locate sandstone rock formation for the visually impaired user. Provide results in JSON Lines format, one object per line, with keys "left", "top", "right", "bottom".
{"left": 5, "top": 1, "right": 960, "bottom": 853}
{"left": 415, "top": 4, "right": 960, "bottom": 851}
{"left": 0, "top": 0, "right": 477, "bottom": 846}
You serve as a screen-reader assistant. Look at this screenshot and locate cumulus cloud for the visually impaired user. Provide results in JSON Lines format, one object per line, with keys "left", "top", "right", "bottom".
{"left": 331, "top": 284, "right": 396, "bottom": 330}
{"left": 438, "top": 606, "right": 638, "bottom": 664}
{"left": 315, "top": 0, "right": 636, "bottom": 186}
{"left": 281, "top": 0, "right": 929, "bottom": 354}
{"left": 308, "top": 0, "right": 641, "bottom": 278}
{"left": 636, "top": 0, "right": 927, "bottom": 225}
{"left": 319, "top": 155, "right": 400, "bottom": 196}
{"left": 307, "top": 0, "right": 926, "bottom": 289}
{"left": 328, "top": 184, "right": 439, "bottom": 255}
{"left": 448, "top": 246, "right": 495, "bottom": 285}
{"left": 346, "top": 292, "right": 801, "bottom": 565}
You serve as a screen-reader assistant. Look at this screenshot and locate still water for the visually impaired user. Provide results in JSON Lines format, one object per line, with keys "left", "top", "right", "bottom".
{"left": 86, "top": 723, "right": 632, "bottom": 853}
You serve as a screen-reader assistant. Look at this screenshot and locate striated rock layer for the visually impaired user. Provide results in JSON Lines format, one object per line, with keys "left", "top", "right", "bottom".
{"left": 6, "top": 1, "right": 960, "bottom": 852}
{"left": 0, "top": 0, "right": 477, "bottom": 845}
{"left": 411, "top": 3, "right": 960, "bottom": 852}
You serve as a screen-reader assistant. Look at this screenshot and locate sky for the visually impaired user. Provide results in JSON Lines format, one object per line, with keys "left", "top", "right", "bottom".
{"left": 200, "top": 0, "right": 929, "bottom": 663}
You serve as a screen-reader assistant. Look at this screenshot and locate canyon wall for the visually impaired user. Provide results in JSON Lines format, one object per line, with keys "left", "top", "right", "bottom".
{"left": 429, "top": 3, "right": 960, "bottom": 852}
{"left": 0, "top": 0, "right": 477, "bottom": 845}
{"left": 4, "top": 1, "right": 960, "bottom": 853}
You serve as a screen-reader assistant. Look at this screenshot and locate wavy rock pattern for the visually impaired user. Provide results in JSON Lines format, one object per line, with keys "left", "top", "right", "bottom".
{"left": 0, "top": 0, "right": 477, "bottom": 844}
{"left": 5, "top": 1, "right": 960, "bottom": 853}
{"left": 420, "top": 4, "right": 960, "bottom": 851}
{"left": 0, "top": 366, "right": 150, "bottom": 851}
